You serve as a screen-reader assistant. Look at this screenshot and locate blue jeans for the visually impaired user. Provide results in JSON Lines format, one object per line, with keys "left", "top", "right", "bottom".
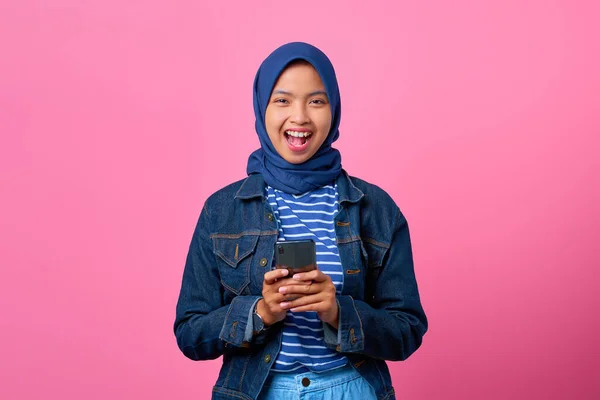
{"left": 257, "top": 363, "right": 377, "bottom": 400}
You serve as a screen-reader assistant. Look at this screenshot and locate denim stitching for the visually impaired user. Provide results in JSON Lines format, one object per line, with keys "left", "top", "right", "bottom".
{"left": 362, "top": 237, "right": 390, "bottom": 249}
{"left": 336, "top": 235, "right": 361, "bottom": 244}
{"left": 349, "top": 296, "right": 364, "bottom": 350}
{"left": 222, "top": 351, "right": 234, "bottom": 388}
{"left": 237, "top": 354, "right": 252, "bottom": 390}
{"left": 211, "top": 230, "right": 278, "bottom": 239}
{"left": 233, "top": 177, "right": 251, "bottom": 199}
{"left": 220, "top": 279, "right": 247, "bottom": 296}
{"left": 220, "top": 297, "right": 239, "bottom": 346}
{"left": 212, "top": 386, "right": 253, "bottom": 400}
{"left": 372, "top": 359, "right": 388, "bottom": 392}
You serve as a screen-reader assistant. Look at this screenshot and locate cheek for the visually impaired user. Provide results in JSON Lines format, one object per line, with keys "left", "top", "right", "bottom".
{"left": 265, "top": 107, "right": 286, "bottom": 135}
{"left": 315, "top": 111, "right": 333, "bottom": 135}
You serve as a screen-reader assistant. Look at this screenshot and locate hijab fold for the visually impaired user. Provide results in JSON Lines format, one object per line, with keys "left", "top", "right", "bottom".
{"left": 246, "top": 42, "right": 342, "bottom": 195}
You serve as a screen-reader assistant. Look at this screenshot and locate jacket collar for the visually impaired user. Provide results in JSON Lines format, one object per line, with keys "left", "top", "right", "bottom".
{"left": 234, "top": 170, "right": 364, "bottom": 204}
{"left": 234, "top": 173, "right": 266, "bottom": 200}
{"left": 336, "top": 169, "right": 364, "bottom": 204}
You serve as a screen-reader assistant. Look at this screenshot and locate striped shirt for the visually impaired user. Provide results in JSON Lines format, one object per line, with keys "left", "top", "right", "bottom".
{"left": 267, "top": 184, "right": 348, "bottom": 373}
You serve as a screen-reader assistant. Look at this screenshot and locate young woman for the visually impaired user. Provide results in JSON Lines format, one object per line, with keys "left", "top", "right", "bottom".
{"left": 174, "top": 42, "right": 428, "bottom": 400}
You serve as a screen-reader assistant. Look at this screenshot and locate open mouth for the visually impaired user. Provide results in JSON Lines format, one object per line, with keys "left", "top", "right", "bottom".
{"left": 284, "top": 130, "right": 313, "bottom": 149}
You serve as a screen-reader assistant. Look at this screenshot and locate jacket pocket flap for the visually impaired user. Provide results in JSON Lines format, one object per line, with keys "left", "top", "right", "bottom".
{"left": 213, "top": 235, "right": 259, "bottom": 268}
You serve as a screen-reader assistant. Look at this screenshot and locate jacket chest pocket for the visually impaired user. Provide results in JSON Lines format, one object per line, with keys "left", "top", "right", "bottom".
{"left": 360, "top": 239, "right": 389, "bottom": 303}
{"left": 212, "top": 234, "right": 259, "bottom": 296}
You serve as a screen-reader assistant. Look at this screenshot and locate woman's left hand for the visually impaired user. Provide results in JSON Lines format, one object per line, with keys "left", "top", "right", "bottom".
{"left": 278, "top": 268, "right": 339, "bottom": 329}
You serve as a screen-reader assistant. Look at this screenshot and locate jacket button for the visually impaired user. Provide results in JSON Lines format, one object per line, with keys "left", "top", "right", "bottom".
{"left": 260, "top": 258, "right": 268, "bottom": 267}
{"left": 350, "top": 328, "right": 357, "bottom": 344}
{"left": 267, "top": 213, "right": 274, "bottom": 221}
{"left": 302, "top": 377, "right": 310, "bottom": 387}
{"left": 264, "top": 354, "right": 271, "bottom": 363}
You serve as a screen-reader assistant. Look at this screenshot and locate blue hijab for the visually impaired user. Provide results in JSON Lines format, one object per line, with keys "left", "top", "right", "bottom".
{"left": 246, "top": 42, "right": 342, "bottom": 195}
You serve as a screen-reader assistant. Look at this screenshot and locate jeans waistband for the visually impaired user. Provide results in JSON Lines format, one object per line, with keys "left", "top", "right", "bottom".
{"left": 263, "top": 361, "right": 360, "bottom": 391}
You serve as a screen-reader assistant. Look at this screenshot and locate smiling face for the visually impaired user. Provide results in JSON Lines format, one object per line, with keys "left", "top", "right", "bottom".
{"left": 265, "top": 61, "right": 332, "bottom": 164}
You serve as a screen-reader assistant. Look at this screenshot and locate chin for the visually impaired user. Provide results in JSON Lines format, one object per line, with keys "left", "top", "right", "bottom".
{"left": 283, "top": 156, "right": 307, "bottom": 164}
{"left": 284, "top": 153, "right": 312, "bottom": 164}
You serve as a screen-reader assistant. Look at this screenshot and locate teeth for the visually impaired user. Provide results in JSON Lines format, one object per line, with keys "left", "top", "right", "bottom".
{"left": 285, "top": 130, "right": 312, "bottom": 138}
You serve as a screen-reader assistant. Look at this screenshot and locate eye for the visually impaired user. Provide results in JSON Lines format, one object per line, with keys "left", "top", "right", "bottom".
{"left": 273, "top": 98, "right": 289, "bottom": 104}
{"left": 310, "top": 99, "right": 327, "bottom": 105}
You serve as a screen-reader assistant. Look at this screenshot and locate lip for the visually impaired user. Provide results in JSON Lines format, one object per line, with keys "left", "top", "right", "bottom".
{"left": 284, "top": 127, "right": 312, "bottom": 132}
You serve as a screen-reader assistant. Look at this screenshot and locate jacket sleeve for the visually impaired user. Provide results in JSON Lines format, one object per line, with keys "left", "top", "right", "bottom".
{"left": 323, "top": 207, "right": 428, "bottom": 361}
{"left": 173, "top": 204, "right": 265, "bottom": 361}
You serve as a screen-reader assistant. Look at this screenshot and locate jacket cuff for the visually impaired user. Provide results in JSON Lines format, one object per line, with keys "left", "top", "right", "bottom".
{"left": 219, "top": 295, "right": 262, "bottom": 347}
{"left": 243, "top": 297, "right": 262, "bottom": 343}
{"left": 324, "top": 295, "right": 364, "bottom": 353}
{"left": 322, "top": 298, "right": 342, "bottom": 345}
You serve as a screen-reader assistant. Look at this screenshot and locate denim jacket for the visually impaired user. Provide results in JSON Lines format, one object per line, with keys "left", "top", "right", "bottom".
{"left": 174, "top": 170, "right": 428, "bottom": 400}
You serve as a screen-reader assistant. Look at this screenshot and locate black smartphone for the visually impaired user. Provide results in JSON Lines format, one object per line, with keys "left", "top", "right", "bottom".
{"left": 274, "top": 240, "right": 316, "bottom": 276}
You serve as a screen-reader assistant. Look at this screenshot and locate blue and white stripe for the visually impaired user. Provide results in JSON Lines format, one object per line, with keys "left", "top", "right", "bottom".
{"left": 267, "top": 184, "right": 347, "bottom": 373}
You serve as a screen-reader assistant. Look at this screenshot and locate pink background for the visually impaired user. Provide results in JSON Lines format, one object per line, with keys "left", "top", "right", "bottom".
{"left": 1, "top": 1, "right": 598, "bottom": 399}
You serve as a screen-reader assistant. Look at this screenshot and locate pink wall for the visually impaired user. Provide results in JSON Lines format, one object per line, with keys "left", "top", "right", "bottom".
{"left": 1, "top": 1, "right": 598, "bottom": 399}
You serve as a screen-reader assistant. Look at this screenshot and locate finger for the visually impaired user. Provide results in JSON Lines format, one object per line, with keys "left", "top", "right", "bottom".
{"left": 277, "top": 278, "right": 311, "bottom": 289}
{"left": 266, "top": 293, "right": 289, "bottom": 303}
{"left": 262, "top": 294, "right": 293, "bottom": 312}
{"left": 278, "top": 284, "right": 315, "bottom": 296}
{"left": 292, "top": 269, "right": 329, "bottom": 282}
{"left": 281, "top": 293, "right": 306, "bottom": 299}
{"left": 280, "top": 294, "right": 323, "bottom": 310}
{"left": 289, "top": 303, "right": 326, "bottom": 313}
{"left": 264, "top": 268, "right": 289, "bottom": 284}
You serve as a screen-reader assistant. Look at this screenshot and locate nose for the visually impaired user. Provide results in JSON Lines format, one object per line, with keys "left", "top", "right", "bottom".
{"left": 290, "top": 103, "right": 309, "bottom": 125}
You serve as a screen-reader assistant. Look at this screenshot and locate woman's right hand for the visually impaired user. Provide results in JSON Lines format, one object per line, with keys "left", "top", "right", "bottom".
{"left": 256, "top": 268, "right": 309, "bottom": 326}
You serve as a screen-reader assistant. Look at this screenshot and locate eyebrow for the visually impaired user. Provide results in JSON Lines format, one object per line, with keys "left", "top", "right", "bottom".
{"left": 272, "top": 89, "right": 328, "bottom": 97}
